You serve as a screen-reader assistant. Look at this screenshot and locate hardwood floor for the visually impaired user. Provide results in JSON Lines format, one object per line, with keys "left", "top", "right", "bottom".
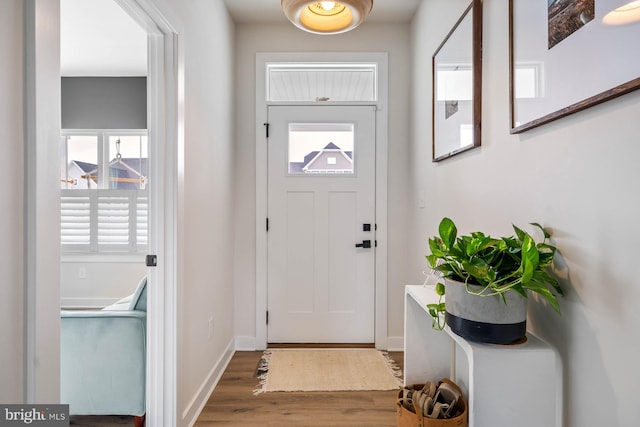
{"left": 194, "top": 350, "right": 404, "bottom": 427}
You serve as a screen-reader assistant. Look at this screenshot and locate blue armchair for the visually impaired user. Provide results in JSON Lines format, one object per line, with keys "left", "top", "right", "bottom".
{"left": 61, "top": 276, "right": 147, "bottom": 427}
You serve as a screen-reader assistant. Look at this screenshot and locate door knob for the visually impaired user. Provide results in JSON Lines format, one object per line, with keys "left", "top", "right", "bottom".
{"left": 355, "top": 240, "right": 372, "bottom": 249}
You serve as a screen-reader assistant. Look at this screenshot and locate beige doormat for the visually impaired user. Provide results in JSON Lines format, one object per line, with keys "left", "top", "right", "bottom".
{"left": 254, "top": 348, "right": 402, "bottom": 395}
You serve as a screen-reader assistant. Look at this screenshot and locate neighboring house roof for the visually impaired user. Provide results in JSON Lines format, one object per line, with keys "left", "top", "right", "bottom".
{"left": 290, "top": 143, "right": 354, "bottom": 174}
{"left": 72, "top": 160, "right": 97, "bottom": 174}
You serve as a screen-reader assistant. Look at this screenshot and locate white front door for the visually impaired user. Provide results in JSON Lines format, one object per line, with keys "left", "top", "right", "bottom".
{"left": 267, "top": 105, "right": 376, "bottom": 343}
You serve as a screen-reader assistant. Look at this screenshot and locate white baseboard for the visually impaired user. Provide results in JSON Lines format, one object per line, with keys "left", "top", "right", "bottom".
{"left": 183, "top": 339, "right": 235, "bottom": 427}
{"left": 387, "top": 336, "right": 404, "bottom": 352}
{"left": 235, "top": 336, "right": 259, "bottom": 351}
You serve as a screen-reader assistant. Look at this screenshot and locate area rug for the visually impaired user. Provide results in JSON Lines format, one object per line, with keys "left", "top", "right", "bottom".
{"left": 253, "top": 348, "right": 402, "bottom": 395}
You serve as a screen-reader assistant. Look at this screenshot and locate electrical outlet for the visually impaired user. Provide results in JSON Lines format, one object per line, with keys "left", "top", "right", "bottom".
{"left": 208, "top": 316, "right": 214, "bottom": 340}
{"left": 78, "top": 267, "right": 86, "bottom": 279}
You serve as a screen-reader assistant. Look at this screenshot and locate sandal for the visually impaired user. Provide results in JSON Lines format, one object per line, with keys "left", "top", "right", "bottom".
{"left": 433, "top": 381, "right": 462, "bottom": 418}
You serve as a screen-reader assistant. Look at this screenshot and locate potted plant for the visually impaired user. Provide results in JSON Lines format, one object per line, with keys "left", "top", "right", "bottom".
{"left": 426, "top": 217, "right": 563, "bottom": 344}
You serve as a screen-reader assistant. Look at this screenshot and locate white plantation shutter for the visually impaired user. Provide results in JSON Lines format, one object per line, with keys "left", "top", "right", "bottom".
{"left": 136, "top": 196, "right": 149, "bottom": 246}
{"left": 61, "top": 189, "right": 148, "bottom": 252}
{"left": 98, "top": 193, "right": 130, "bottom": 247}
{"left": 61, "top": 192, "right": 91, "bottom": 246}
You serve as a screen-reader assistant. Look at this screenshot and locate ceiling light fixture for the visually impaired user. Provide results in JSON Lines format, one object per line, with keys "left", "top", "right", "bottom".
{"left": 281, "top": 0, "right": 374, "bottom": 35}
{"left": 603, "top": 0, "right": 640, "bottom": 25}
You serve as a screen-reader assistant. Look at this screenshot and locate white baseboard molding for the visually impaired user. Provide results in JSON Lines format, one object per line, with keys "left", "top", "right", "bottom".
{"left": 235, "top": 336, "right": 259, "bottom": 351}
{"left": 61, "top": 297, "right": 119, "bottom": 309}
{"left": 386, "top": 336, "right": 404, "bottom": 352}
{"left": 183, "top": 339, "right": 235, "bottom": 427}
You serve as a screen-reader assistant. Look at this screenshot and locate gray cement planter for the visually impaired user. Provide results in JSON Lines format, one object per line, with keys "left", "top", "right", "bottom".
{"left": 444, "top": 278, "right": 527, "bottom": 344}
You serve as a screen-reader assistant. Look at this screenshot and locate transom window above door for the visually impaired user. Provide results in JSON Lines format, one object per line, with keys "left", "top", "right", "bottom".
{"left": 267, "top": 62, "right": 377, "bottom": 102}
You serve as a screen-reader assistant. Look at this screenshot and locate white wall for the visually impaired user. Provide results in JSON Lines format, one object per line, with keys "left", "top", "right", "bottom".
{"left": 0, "top": 0, "right": 24, "bottom": 403}
{"left": 233, "top": 22, "right": 413, "bottom": 347}
{"left": 163, "top": 1, "right": 236, "bottom": 425}
{"left": 410, "top": 1, "right": 640, "bottom": 426}
{"left": 60, "top": 260, "right": 146, "bottom": 307}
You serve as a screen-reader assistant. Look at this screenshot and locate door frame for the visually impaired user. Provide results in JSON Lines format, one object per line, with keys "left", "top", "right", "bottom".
{"left": 25, "top": 0, "right": 183, "bottom": 423}
{"left": 254, "top": 52, "right": 389, "bottom": 350}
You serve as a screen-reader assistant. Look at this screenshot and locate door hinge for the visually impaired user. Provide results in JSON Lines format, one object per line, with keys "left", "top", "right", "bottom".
{"left": 263, "top": 122, "right": 270, "bottom": 139}
{"left": 266, "top": 311, "right": 269, "bottom": 325}
{"left": 266, "top": 217, "right": 269, "bottom": 232}
{"left": 146, "top": 254, "right": 158, "bottom": 267}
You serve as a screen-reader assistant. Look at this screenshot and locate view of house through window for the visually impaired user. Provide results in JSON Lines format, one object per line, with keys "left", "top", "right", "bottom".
{"left": 288, "top": 123, "right": 355, "bottom": 175}
{"left": 60, "top": 131, "right": 148, "bottom": 253}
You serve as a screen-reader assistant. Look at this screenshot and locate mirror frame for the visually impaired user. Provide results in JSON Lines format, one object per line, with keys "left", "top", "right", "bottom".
{"left": 432, "top": 0, "right": 483, "bottom": 162}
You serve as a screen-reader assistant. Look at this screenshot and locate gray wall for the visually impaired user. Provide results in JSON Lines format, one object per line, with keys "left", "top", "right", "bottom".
{"left": 61, "top": 77, "right": 146, "bottom": 129}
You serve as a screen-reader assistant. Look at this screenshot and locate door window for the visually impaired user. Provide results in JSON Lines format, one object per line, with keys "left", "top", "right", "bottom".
{"left": 288, "top": 123, "right": 355, "bottom": 175}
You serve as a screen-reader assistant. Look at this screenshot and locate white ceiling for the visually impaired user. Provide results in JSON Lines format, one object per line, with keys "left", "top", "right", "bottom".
{"left": 61, "top": 0, "right": 422, "bottom": 77}
{"left": 61, "top": 0, "right": 147, "bottom": 76}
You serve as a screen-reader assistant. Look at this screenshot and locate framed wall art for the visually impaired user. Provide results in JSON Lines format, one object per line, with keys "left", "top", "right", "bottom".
{"left": 510, "top": 0, "right": 640, "bottom": 133}
{"left": 432, "top": 0, "right": 483, "bottom": 162}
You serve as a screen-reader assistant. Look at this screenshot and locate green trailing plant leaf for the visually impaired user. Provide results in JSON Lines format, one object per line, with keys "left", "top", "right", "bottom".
{"left": 519, "top": 234, "right": 539, "bottom": 284}
{"left": 530, "top": 222, "right": 551, "bottom": 239}
{"left": 428, "top": 239, "right": 445, "bottom": 258}
{"left": 439, "top": 217, "right": 457, "bottom": 250}
{"left": 426, "top": 302, "right": 446, "bottom": 330}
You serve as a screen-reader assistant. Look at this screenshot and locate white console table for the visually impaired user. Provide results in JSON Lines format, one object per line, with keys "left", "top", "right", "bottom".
{"left": 404, "top": 285, "right": 563, "bottom": 427}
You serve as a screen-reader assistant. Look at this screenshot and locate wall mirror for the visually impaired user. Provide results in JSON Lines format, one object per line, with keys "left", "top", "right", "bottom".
{"left": 432, "top": 0, "right": 483, "bottom": 162}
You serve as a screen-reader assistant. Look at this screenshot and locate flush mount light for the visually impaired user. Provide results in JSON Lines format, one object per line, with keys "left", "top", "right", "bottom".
{"left": 281, "top": 0, "right": 374, "bottom": 35}
{"left": 603, "top": 0, "right": 640, "bottom": 25}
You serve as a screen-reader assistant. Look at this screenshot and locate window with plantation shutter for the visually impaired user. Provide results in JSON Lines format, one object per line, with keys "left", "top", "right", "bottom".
{"left": 60, "top": 131, "right": 148, "bottom": 254}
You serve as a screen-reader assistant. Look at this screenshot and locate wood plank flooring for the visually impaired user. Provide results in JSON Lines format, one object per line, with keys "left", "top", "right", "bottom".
{"left": 194, "top": 350, "right": 404, "bottom": 427}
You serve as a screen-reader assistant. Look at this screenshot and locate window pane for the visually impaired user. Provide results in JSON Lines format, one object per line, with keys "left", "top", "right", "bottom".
{"left": 62, "top": 135, "right": 98, "bottom": 189}
{"left": 108, "top": 135, "right": 148, "bottom": 189}
{"left": 288, "top": 123, "right": 355, "bottom": 175}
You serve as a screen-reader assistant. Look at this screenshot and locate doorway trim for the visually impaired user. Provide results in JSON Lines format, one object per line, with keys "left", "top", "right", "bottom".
{"left": 254, "top": 52, "right": 389, "bottom": 350}
{"left": 25, "top": 0, "right": 183, "bottom": 424}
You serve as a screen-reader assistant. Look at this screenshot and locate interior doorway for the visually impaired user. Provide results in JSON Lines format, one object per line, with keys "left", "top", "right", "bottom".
{"left": 26, "top": 0, "right": 181, "bottom": 423}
